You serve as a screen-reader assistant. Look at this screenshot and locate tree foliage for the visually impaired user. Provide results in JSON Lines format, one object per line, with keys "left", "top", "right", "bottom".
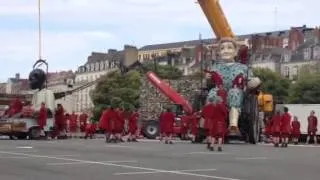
{"left": 90, "top": 64, "right": 183, "bottom": 122}
{"left": 253, "top": 68, "right": 291, "bottom": 103}
{"left": 287, "top": 63, "right": 320, "bottom": 104}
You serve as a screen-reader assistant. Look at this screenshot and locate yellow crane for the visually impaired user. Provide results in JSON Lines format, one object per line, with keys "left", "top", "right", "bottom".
{"left": 197, "top": 0, "right": 274, "bottom": 115}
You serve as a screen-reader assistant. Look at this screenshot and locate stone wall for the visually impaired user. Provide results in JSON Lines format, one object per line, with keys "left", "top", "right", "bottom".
{"left": 139, "top": 76, "right": 202, "bottom": 121}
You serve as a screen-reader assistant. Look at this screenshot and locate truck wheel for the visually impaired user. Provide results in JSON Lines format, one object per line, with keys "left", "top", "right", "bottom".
{"left": 143, "top": 121, "right": 159, "bottom": 139}
{"left": 16, "top": 133, "right": 28, "bottom": 140}
{"left": 29, "top": 127, "right": 41, "bottom": 140}
{"left": 248, "top": 97, "right": 260, "bottom": 144}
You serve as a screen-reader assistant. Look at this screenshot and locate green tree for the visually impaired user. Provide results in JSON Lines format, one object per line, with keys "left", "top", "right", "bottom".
{"left": 287, "top": 72, "right": 320, "bottom": 104}
{"left": 90, "top": 63, "right": 183, "bottom": 122}
{"left": 253, "top": 68, "right": 291, "bottom": 103}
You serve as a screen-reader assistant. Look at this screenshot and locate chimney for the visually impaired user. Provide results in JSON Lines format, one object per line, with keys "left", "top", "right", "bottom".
{"left": 15, "top": 73, "right": 20, "bottom": 80}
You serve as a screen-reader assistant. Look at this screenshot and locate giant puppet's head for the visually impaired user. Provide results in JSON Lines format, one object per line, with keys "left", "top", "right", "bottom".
{"left": 29, "top": 68, "right": 46, "bottom": 90}
{"left": 217, "top": 37, "right": 238, "bottom": 62}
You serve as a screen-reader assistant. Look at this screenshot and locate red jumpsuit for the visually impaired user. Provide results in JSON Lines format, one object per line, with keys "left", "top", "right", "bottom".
{"left": 211, "top": 103, "right": 228, "bottom": 138}
{"left": 271, "top": 114, "right": 281, "bottom": 137}
{"left": 307, "top": 116, "right": 318, "bottom": 136}
{"left": 160, "top": 111, "right": 175, "bottom": 135}
{"left": 99, "top": 108, "right": 120, "bottom": 134}
{"left": 280, "top": 112, "right": 292, "bottom": 138}
{"left": 128, "top": 112, "right": 139, "bottom": 134}
{"left": 79, "top": 113, "right": 88, "bottom": 132}
{"left": 265, "top": 120, "right": 273, "bottom": 137}
{"left": 54, "top": 107, "right": 66, "bottom": 134}
{"left": 115, "top": 110, "right": 125, "bottom": 134}
{"left": 180, "top": 115, "right": 189, "bottom": 135}
{"left": 8, "top": 98, "right": 23, "bottom": 116}
{"left": 190, "top": 114, "right": 199, "bottom": 136}
{"left": 291, "top": 120, "right": 301, "bottom": 138}
{"left": 69, "top": 113, "right": 78, "bottom": 132}
{"left": 38, "top": 106, "right": 47, "bottom": 129}
{"left": 202, "top": 104, "right": 215, "bottom": 136}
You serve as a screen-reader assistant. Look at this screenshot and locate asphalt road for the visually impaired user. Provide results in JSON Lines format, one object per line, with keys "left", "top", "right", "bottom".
{"left": 0, "top": 139, "right": 319, "bottom": 180}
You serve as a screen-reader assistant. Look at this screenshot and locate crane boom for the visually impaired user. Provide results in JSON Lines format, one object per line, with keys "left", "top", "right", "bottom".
{"left": 197, "top": 0, "right": 234, "bottom": 39}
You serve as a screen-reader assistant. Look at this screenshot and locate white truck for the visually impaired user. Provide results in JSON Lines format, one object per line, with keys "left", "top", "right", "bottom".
{"left": 276, "top": 104, "right": 320, "bottom": 139}
{"left": 0, "top": 89, "right": 56, "bottom": 139}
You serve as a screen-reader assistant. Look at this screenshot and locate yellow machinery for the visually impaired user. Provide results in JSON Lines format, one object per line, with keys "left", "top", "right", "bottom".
{"left": 197, "top": 0, "right": 234, "bottom": 39}
{"left": 197, "top": 0, "right": 274, "bottom": 114}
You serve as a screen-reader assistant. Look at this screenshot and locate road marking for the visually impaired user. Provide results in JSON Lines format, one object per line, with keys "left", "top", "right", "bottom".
{"left": 174, "top": 152, "right": 229, "bottom": 155}
{"left": 115, "top": 168, "right": 217, "bottom": 175}
{"left": 47, "top": 160, "right": 137, "bottom": 166}
{"left": 235, "top": 157, "right": 268, "bottom": 160}
{"left": 105, "top": 145, "right": 154, "bottom": 151}
{"left": 0, "top": 156, "right": 29, "bottom": 159}
{"left": 259, "top": 143, "right": 320, "bottom": 148}
{"left": 0, "top": 151, "right": 242, "bottom": 180}
{"left": 16, "top": 146, "right": 33, "bottom": 149}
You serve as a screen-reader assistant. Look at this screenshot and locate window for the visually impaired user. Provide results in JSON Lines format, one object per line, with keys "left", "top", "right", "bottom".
{"left": 100, "top": 61, "right": 104, "bottom": 70}
{"left": 304, "top": 48, "right": 311, "bottom": 60}
{"left": 313, "top": 46, "right": 320, "bottom": 59}
{"left": 283, "top": 66, "right": 289, "bottom": 78}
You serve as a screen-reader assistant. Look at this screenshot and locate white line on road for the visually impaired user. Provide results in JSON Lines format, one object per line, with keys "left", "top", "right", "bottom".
{"left": 259, "top": 143, "right": 320, "bottom": 148}
{"left": 0, "top": 151, "right": 242, "bottom": 180}
{"left": 174, "top": 151, "right": 229, "bottom": 155}
{"left": 47, "top": 160, "right": 138, "bottom": 166}
{"left": 235, "top": 157, "right": 268, "bottom": 160}
{"left": 0, "top": 156, "right": 29, "bottom": 159}
{"left": 16, "top": 146, "right": 33, "bottom": 149}
{"left": 105, "top": 145, "right": 154, "bottom": 151}
{"left": 114, "top": 168, "right": 217, "bottom": 175}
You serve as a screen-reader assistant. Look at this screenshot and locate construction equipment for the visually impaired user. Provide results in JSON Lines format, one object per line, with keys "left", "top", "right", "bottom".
{"left": 196, "top": 0, "right": 274, "bottom": 143}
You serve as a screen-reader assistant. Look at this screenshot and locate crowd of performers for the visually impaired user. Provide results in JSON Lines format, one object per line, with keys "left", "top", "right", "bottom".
{"left": 264, "top": 109, "right": 318, "bottom": 147}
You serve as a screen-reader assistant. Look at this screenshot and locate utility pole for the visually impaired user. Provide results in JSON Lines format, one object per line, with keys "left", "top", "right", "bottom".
{"left": 199, "top": 33, "right": 204, "bottom": 108}
{"left": 38, "top": 0, "right": 42, "bottom": 60}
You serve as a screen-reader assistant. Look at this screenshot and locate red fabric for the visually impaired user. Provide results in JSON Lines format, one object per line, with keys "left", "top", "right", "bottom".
{"left": 85, "top": 122, "right": 96, "bottom": 134}
{"left": 204, "top": 70, "right": 223, "bottom": 86}
{"left": 38, "top": 106, "right": 47, "bottom": 129}
{"left": 271, "top": 114, "right": 281, "bottom": 136}
{"left": 55, "top": 107, "right": 65, "bottom": 131}
{"left": 8, "top": 98, "right": 23, "bottom": 116}
{"left": 238, "top": 45, "right": 249, "bottom": 64}
{"left": 180, "top": 115, "right": 189, "bottom": 134}
{"left": 69, "top": 113, "right": 78, "bottom": 132}
{"left": 211, "top": 103, "right": 228, "bottom": 137}
{"left": 308, "top": 116, "right": 318, "bottom": 135}
{"left": 291, "top": 120, "right": 301, "bottom": 138}
{"left": 160, "top": 112, "right": 175, "bottom": 134}
{"left": 115, "top": 110, "right": 125, "bottom": 133}
{"left": 190, "top": 114, "right": 199, "bottom": 136}
{"left": 79, "top": 113, "right": 88, "bottom": 132}
{"left": 232, "top": 74, "right": 245, "bottom": 89}
{"left": 22, "top": 106, "right": 34, "bottom": 117}
{"left": 202, "top": 104, "right": 215, "bottom": 130}
{"left": 99, "top": 109, "right": 120, "bottom": 133}
{"left": 280, "top": 112, "right": 292, "bottom": 134}
{"left": 128, "top": 112, "right": 139, "bottom": 134}
{"left": 217, "top": 89, "right": 227, "bottom": 105}
{"left": 264, "top": 120, "right": 273, "bottom": 136}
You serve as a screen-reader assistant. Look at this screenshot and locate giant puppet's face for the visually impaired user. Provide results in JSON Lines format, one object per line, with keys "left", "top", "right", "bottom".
{"left": 218, "top": 40, "right": 237, "bottom": 61}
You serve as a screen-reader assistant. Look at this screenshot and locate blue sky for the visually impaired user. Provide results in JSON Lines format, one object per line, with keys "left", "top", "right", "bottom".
{"left": 0, "top": 0, "right": 319, "bottom": 81}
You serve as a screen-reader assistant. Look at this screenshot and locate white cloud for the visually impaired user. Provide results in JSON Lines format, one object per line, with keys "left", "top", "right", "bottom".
{"left": 0, "top": 0, "right": 319, "bottom": 80}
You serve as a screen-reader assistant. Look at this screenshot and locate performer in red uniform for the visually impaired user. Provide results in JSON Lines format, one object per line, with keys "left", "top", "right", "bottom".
{"left": 8, "top": 98, "right": 23, "bottom": 117}
{"left": 264, "top": 116, "right": 273, "bottom": 142}
{"left": 38, "top": 103, "right": 47, "bottom": 136}
{"left": 79, "top": 112, "right": 88, "bottom": 132}
{"left": 115, "top": 108, "right": 125, "bottom": 142}
{"left": 306, "top": 110, "right": 318, "bottom": 144}
{"left": 291, "top": 116, "right": 301, "bottom": 145}
{"left": 189, "top": 112, "right": 200, "bottom": 143}
{"left": 99, "top": 108, "right": 110, "bottom": 142}
{"left": 271, "top": 111, "right": 281, "bottom": 147}
{"left": 85, "top": 120, "right": 96, "bottom": 139}
{"left": 280, "top": 107, "right": 292, "bottom": 148}
{"left": 52, "top": 104, "right": 65, "bottom": 139}
{"left": 69, "top": 112, "right": 78, "bottom": 138}
{"left": 159, "top": 108, "right": 175, "bottom": 144}
{"left": 128, "top": 109, "right": 139, "bottom": 142}
{"left": 210, "top": 97, "right": 228, "bottom": 152}
{"left": 202, "top": 98, "right": 215, "bottom": 149}
{"left": 180, "top": 112, "right": 189, "bottom": 140}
